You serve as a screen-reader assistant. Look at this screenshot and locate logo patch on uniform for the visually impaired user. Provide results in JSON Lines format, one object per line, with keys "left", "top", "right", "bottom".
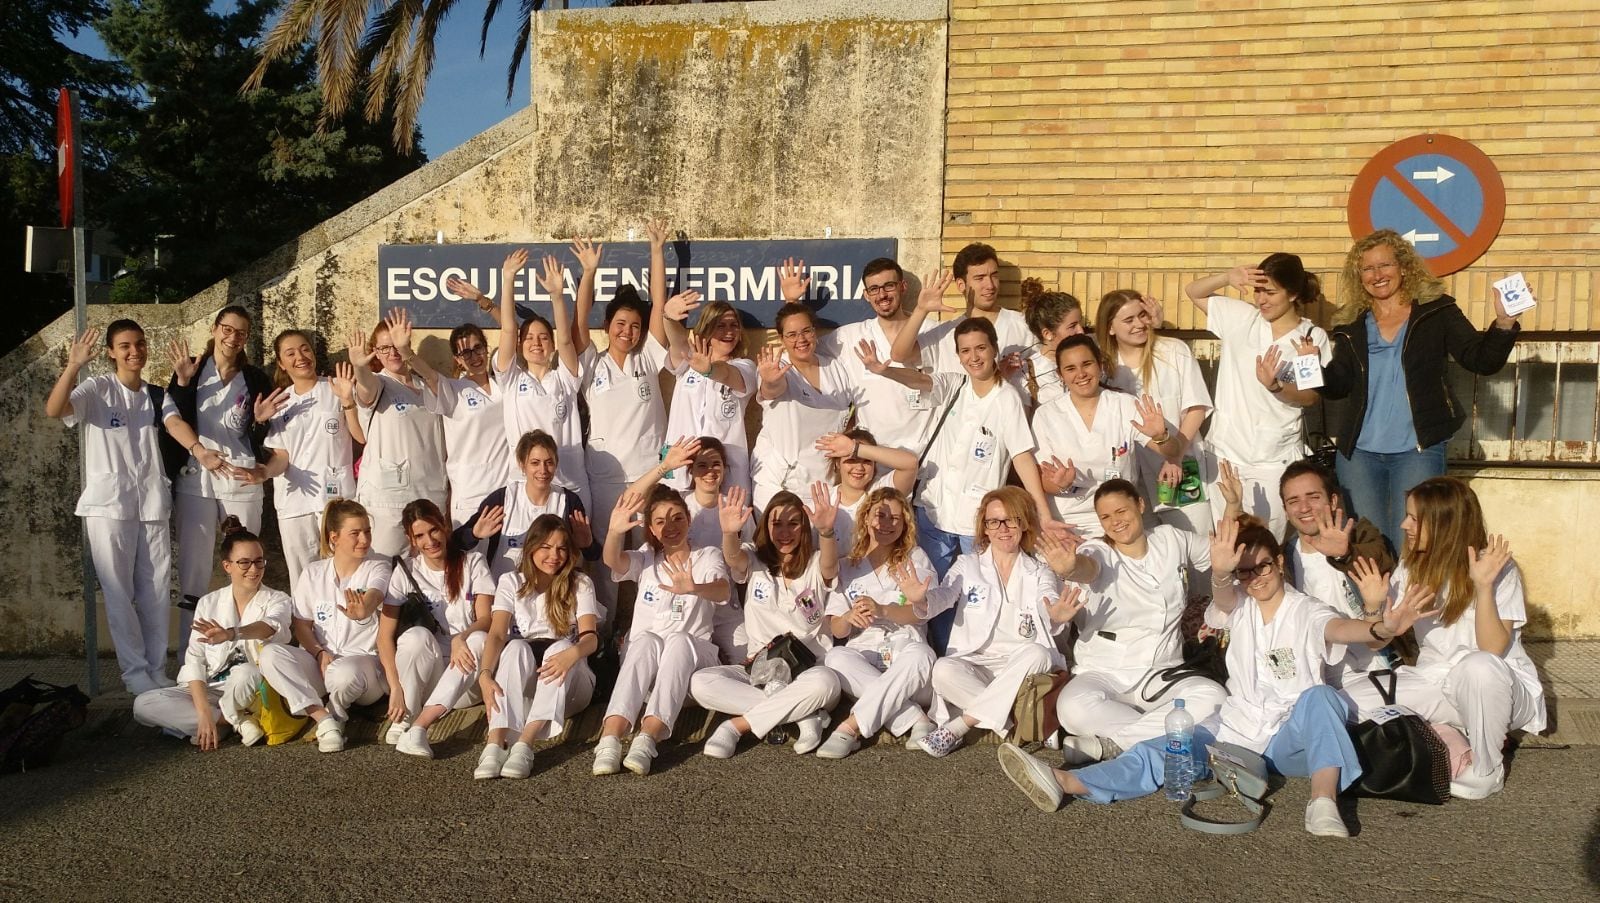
{"left": 108, "top": 414, "right": 124, "bottom": 428}
{"left": 637, "top": 383, "right": 652, "bottom": 402}
{"left": 720, "top": 398, "right": 739, "bottom": 421}
{"left": 555, "top": 400, "right": 569, "bottom": 420}
{"left": 1018, "top": 613, "right": 1037, "bottom": 640}
{"left": 323, "top": 417, "right": 340, "bottom": 435}
{"left": 466, "top": 394, "right": 481, "bottom": 408}
{"left": 751, "top": 581, "right": 771, "bottom": 603}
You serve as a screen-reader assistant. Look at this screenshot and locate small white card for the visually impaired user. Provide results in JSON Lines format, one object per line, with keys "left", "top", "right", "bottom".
{"left": 1494, "top": 272, "right": 1537, "bottom": 316}
{"left": 1292, "top": 353, "right": 1324, "bottom": 390}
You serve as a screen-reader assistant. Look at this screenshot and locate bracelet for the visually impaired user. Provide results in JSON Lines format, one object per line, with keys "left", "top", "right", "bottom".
{"left": 697, "top": 365, "right": 714, "bottom": 378}
{"left": 1152, "top": 431, "right": 1172, "bottom": 445}
{"left": 1268, "top": 380, "right": 1285, "bottom": 394}
{"left": 819, "top": 528, "right": 837, "bottom": 540}
{"left": 1369, "top": 621, "right": 1387, "bottom": 642}
{"left": 341, "top": 403, "right": 356, "bottom": 411}
{"left": 1210, "top": 573, "right": 1234, "bottom": 586}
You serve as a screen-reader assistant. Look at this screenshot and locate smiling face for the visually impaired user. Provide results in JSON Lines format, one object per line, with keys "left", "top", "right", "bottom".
{"left": 1056, "top": 343, "right": 1102, "bottom": 399}
{"left": 1359, "top": 245, "right": 1402, "bottom": 303}
{"left": 779, "top": 312, "right": 818, "bottom": 363}
{"left": 648, "top": 500, "right": 690, "bottom": 551}
{"left": 958, "top": 259, "right": 1002, "bottom": 312}
{"left": 1108, "top": 302, "right": 1149, "bottom": 349}
{"left": 765, "top": 504, "right": 808, "bottom": 557}
{"left": 1095, "top": 490, "right": 1146, "bottom": 547}
{"left": 106, "top": 327, "right": 148, "bottom": 377}
{"left": 453, "top": 333, "right": 490, "bottom": 379}
{"left": 520, "top": 444, "right": 556, "bottom": 490}
{"left": 607, "top": 307, "right": 643, "bottom": 356}
{"left": 866, "top": 498, "right": 907, "bottom": 547}
{"left": 981, "top": 498, "right": 1022, "bottom": 554}
{"left": 406, "top": 518, "right": 447, "bottom": 563}
{"left": 277, "top": 334, "right": 316, "bottom": 382}
{"left": 688, "top": 447, "right": 727, "bottom": 494}
{"left": 521, "top": 319, "right": 553, "bottom": 366}
{"left": 863, "top": 269, "right": 907, "bottom": 319}
{"left": 1235, "top": 545, "right": 1285, "bottom": 602}
{"left": 1281, "top": 472, "right": 1335, "bottom": 539}
{"left": 955, "top": 329, "right": 996, "bottom": 380}
{"left": 212, "top": 312, "right": 250, "bottom": 360}
{"left": 839, "top": 448, "right": 875, "bottom": 491}
{"left": 1253, "top": 276, "right": 1296, "bottom": 322}
{"left": 370, "top": 325, "right": 405, "bottom": 375}
{"left": 706, "top": 309, "right": 742, "bottom": 356}
{"left": 222, "top": 539, "right": 266, "bottom": 591}
{"left": 529, "top": 528, "right": 571, "bottom": 577}
{"left": 329, "top": 515, "right": 372, "bottom": 559}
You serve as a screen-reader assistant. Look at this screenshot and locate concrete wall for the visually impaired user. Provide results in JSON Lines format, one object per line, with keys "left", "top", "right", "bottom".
{"left": 0, "top": 0, "right": 950, "bottom": 654}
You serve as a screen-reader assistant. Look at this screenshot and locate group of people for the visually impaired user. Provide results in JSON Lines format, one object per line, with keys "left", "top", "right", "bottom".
{"left": 47, "top": 226, "right": 1546, "bottom": 837}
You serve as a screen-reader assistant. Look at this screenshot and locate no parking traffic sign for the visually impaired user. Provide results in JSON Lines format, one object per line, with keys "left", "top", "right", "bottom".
{"left": 1347, "top": 134, "right": 1505, "bottom": 276}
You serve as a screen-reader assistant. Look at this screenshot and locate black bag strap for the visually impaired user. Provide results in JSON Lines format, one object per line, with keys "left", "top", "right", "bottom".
{"left": 915, "top": 374, "right": 967, "bottom": 475}
{"left": 391, "top": 553, "right": 423, "bottom": 596}
{"left": 362, "top": 380, "right": 384, "bottom": 441}
{"left": 1367, "top": 667, "right": 1398, "bottom": 707}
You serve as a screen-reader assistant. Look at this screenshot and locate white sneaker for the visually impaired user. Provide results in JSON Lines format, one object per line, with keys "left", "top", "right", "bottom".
{"left": 623, "top": 734, "right": 657, "bottom": 775}
{"left": 500, "top": 742, "right": 537, "bottom": 779}
{"left": 1059, "top": 734, "right": 1103, "bottom": 766}
{"left": 1304, "top": 796, "right": 1349, "bottom": 837}
{"left": 396, "top": 725, "right": 434, "bottom": 759}
{"left": 315, "top": 717, "right": 346, "bottom": 754}
{"left": 236, "top": 719, "right": 266, "bottom": 748}
{"left": 998, "top": 742, "right": 1065, "bottom": 813}
{"left": 703, "top": 722, "right": 741, "bottom": 759}
{"left": 1449, "top": 763, "right": 1506, "bottom": 800}
{"left": 148, "top": 671, "right": 177, "bottom": 689}
{"left": 473, "top": 744, "right": 508, "bottom": 780}
{"left": 592, "top": 736, "right": 624, "bottom": 776}
{"left": 384, "top": 721, "right": 409, "bottom": 745}
{"left": 907, "top": 721, "right": 936, "bottom": 749}
{"left": 815, "top": 729, "right": 861, "bottom": 761}
{"left": 794, "top": 712, "right": 829, "bottom": 756}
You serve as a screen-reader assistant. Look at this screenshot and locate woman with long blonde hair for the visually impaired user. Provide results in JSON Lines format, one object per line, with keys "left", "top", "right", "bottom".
{"left": 1314, "top": 230, "right": 1522, "bottom": 551}
{"left": 1343, "top": 476, "right": 1545, "bottom": 799}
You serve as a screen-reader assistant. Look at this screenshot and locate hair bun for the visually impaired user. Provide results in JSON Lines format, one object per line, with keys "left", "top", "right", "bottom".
{"left": 219, "top": 515, "right": 247, "bottom": 538}
{"left": 1019, "top": 276, "right": 1045, "bottom": 307}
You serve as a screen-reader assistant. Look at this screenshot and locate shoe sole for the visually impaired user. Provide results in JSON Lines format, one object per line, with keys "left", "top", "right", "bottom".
{"left": 473, "top": 770, "right": 501, "bottom": 780}
{"left": 623, "top": 758, "right": 652, "bottom": 776}
{"left": 998, "top": 744, "right": 1063, "bottom": 813}
{"left": 815, "top": 741, "right": 859, "bottom": 761}
{"left": 396, "top": 745, "right": 433, "bottom": 759}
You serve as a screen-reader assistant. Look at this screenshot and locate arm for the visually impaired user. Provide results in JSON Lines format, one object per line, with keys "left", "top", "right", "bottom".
{"left": 1129, "top": 394, "right": 1184, "bottom": 459}
{"left": 646, "top": 221, "right": 683, "bottom": 364}
{"left": 1326, "top": 582, "right": 1439, "bottom": 647}
{"left": 663, "top": 558, "right": 732, "bottom": 605}
{"left": 45, "top": 328, "right": 99, "bottom": 419}
{"left": 856, "top": 339, "right": 933, "bottom": 392}
{"left": 1255, "top": 344, "right": 1319, "bottom": 407}
{"left": 476, "top": 609, "right": 513, "bottom": 717}
{"left": 1208, "top": 517, "right": 1246, "bottom": 615}
{"left": 1182, "top": 265, "right": 1266, "bottom": 313}
{"left": 290, "top": 616, "right": 333, "bottom": 674}
{"left": 816, "top": 432, "right": 919, "bottom": 496}
{"left": 686, "top": 334, "right": 747, "bottom": 393}
{"left": 1215, "top": 459, "right": 1244, "bottom": 525}
{"left": 484, "top": 249, "right": 529, "bottom": 374}
{"left": 570, "top": 238, "right": 601, "bottom": 356}
{"left": 601, "top": 490, "right": 646, "bottom": 578}
{"left": 809, "top": 481, "right": 840, "bottom": 583}
{"left": 1467, "top": 536, "right": 1515, "bottom": 656}
{"left": 387, "top": 310, "right": 440, "bottom": 396}
{"left": 329, "top": 363, "right": 366, "bottom": 445}
{"left": 1442, "top": 297, "right": 1521, "bottom": 375}
{"left": 1009, "top": 451, "right": 1057, "bottom": 531}
{"left": 377, "top": 604, "right": 405, "bottom": 720}
{"left": 661, "top": 291, "right": 702, "bottom": 371}
{"left": 1037, "top": 530, "right": 1101, "bottom": 585}
{"left": 627, "top": 438, "right": 700, "bottom": 498}
{"left": 530, "top": 253, "right": 583, "bottom": 378}
{"left": 890, "top": 268, "right": 955, "bottom": 365}
{"left": 346, "top": 327, "right": 380, "bottom": 407}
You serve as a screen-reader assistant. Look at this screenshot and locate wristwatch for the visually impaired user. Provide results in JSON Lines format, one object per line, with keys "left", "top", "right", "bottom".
{"left": 1268, "top": 380, "right": 1285, "bottom": 394}
{"left": 1327, "top": 551, "right": 1353, "bottom": 568}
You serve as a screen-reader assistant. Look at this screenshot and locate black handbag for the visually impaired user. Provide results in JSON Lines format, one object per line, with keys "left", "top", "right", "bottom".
{"left": 745, "top": 633, "right": 817, "bottom": 677}
{"left": 1349, "top": 669, "right": 1452, "bottom": 804}
{"left": 390, "top": 555, "right": 442, "bottom": 636}
{"left": 1139, "top": 633, "right": 1230, "bottom": 703}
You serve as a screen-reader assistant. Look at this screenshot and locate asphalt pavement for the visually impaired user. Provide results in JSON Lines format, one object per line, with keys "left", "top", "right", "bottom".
{"left": 2, "top": 716, "right": 1597, "bottom": 903}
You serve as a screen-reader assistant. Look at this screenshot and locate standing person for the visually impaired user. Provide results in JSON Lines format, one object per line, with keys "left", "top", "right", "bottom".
{"left": 814, "top": 428, "right": 918, "bottom": 551}
{"left": 749, "top": 301, "right": 860, "bottom": 510}
{"left": 45, "top": 322, "right": 174, "bottom": 694}
{"left": 1315, "top": 230, "right": 1522, "bottom": 550}
{"left": 402, "top": 318, "right": 511, "bottom": 528}
{"left": 455, "top": 430, "right": 591, "bottom": 585}
{"left": 594, "top": 486, "right": 731, "bottom": 777}
{"left": 889, "top": 243, "right": 1034, "bottom": 399}
{"left": 856, "top": 321, "right": 1056, "bottom": 580}
{"left": 689, "top": 487, "right": 842, "bottom": 758}
{"left": 1343, "top": 477, "right": 1546, "bottom": 799}
{"left": 1049, "top": 480, "right": 1227, "bottom": 764}
{"left": 257, "top": 499, "right": 392, "bottom": 753}
{"left": 345, "top": 313, "right": 447, "bottom": 557}
{"left": 817, "top": 487, "right": 942, "bottom": 759}
{"left": 162, "top": 305, "right": 280, "bottom": 655}
{"left": 1097, "top": 289, "right": 1213, "bottom": 536}
{"left": 131, "top": 519, "right": 291, "bottom": 748}
{"left": 260, "top": 329, "right": 364, "bottom": 588}
{"left": 919, "top": 488, "right": 1084, "bottom": 758}
{"left": 451, "top": 249, "right": 590, "bottom": 510}
{"left": 1031, "top": 335, "right": 1184, "bottom": 537}
{"left": 1018, "top": 278, "right": 1086, "bottom": 408}
{"left": 1184, "top": 254, "right": 1331, "bottom": 538}
{"left": 816, "top": 257, "right": 939, "bottom": 455}
{"left": 998, "top": 516, "right": 1433, "bottom": 838}
{"left": 472, "top": 515, "right": 602, "bottom": 779}
{"left": 380, "top": 500, "right": 495, "bottom": 756}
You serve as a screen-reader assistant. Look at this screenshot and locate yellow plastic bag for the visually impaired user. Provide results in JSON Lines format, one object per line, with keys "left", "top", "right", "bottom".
{"left": 257, "top": 677, "right": 307, "bottom": 746}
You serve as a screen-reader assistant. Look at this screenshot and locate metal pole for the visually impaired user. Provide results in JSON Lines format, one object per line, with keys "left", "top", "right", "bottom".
{"left": 64, "top": 86, "right": 99, "bottom": 696}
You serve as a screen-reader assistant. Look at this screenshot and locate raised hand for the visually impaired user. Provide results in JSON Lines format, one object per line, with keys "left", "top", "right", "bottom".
{"left": 1044, "top": 586, "right": 1087, "bottom": 625}
{"left": 719, "top": 485, "right": 752, "bottom": 536}
{"left": 645, "top": 218, "right": 670, "bottom": 248}
{"left": 1349, "top": 557, "right": 1391, "bottom": 612}
{"left": 338, "top": 587, "right": 378, "bottom": 621}
{"left": 854, "top": 338, "right": 890, "bottom": 375}
{"left": 779, "top": 257, "right": 810, "bottom": 302}
{"left": 1383, "top": 582, "right": 1441, "bottom": 637}
{"left": 889, "top": 562, "right": 933, "bottom": 606}
{"left": 1131, "top": 394, "right": 1167, "bottom": 439}
{"left": 916, "top": 268, "right": 957, "bottom": 313}
{"left": 571, "top": 510, "right": 594, "bottom": 550}
{"left": 1467, "top": 534, "right": 1513, "bottom": 589}
{"left": 1216, "top": 459, "right": 1243, "bottom": 508}
{"left": 1227, "top": 265, "right": 1269, "bottom": 295}
{"left": 610, "top": 489, "right": 646, "bottom": 535}
{"left": 471, "top": 505, "right": 506, "bottom": 541}
{"left": 814, "top": 432, "right": 857, "bottom": 459}
{"left": 384, "top": 309, "right": 414, "bottom": 353}
{"left": 498, "top": 248, "right": 530, "bottom": 306}
{"left": 331, "top": 362, "right": 357, "bottom": 403}
{"left": 687, "top": 333, "right": 716, "bottom": 373}
{"left": 191, "top": 617, "right": 232, "bottom": 645}
{"left": 536, "top": 254, "right": 566, "bottom": 298}
{"left": 661, "top": 437, "right": 703, "bottom": 473}
{"left": 1037, "top": 527, "right": 1082, "bottom": 579}
{"left": 757, "top": 343, "right": 790, "bottom": 384}
{"left": 1492, "top": 282, "right": 1529, "bottom": 325}
{"left": 1305, "top": 507, "right": 1355, "bottom": 559}
{"left": 660, "top": 555, "right": 697, "bottom": 595}
{"left": 1140, "top": 294, "right": 1165, "bottom": 327}
{"left": 1291, "top": 333, "right": 1318, "bottom": 358}
{"left": 665, "top": 290, "right": 702, "bottom": 322}
{"left": 167, "top": 337, "right": 198, "bottom": 385}
{"left": 445, "top": 275, "right": 489, "bottom": 309}
{"left": 1209, "top": 515, "right": 1245, "bottom": 577}
{"left": 998, "top": 350, "right": 1026, "bottom": 379}
{"left": 1039, "top": 455, "right": 1077, "bottom": 496}
{"left": 67, "top": 328, "right": 99, "bottom": 369}
{"left": 253, "top": 386, "right": 290, "bottom": 424}
{"left": 1255, "top": 345, "right": 1285, "bottom": 391}
{"left": 346, "top": 327, "right": 375, "bottom": 370}
{"left": 808, "top": 480, "right": 838, "bottom": 534}
{"left": 572, "top": 237, "right": 602, "bottom": 272}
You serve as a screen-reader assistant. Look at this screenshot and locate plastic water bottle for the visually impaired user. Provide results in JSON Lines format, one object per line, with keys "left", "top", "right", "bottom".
{"left": 1163, "top": 699, "right": 1195, "bottom": 801}
{"left": 749, "top": 657, "right": 792, "bottom": 744}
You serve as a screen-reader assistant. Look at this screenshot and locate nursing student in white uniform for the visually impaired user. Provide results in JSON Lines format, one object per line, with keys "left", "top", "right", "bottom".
{"left": 380, "top": 500, "right": 495, "bottom": 757}
{"left": 1017, "top": 279, "right": 1086, "bottom": 408}
{"left": 346, "top": 314, "right": 447, "bottom": 557}
{"left": 595, "top": 486, "right": 732, "bottom": 777}
{"left": 888, "top": 243, "right": 1034, "bottom": 400}
{"left": 999, "top": 517, "right": 1431, "bottom": 838}
{"left": 162, "top": 305, "right": 278, "bottom": 655}
{"left": 132, "top": 519, "right": 291, "bottom": 747}
{"left": 455, "top": 430, "right": 592, "bottom": 585}
{"left": 1096, "top": 289, "right": 1214, "bottom": 536}
{"left": 46, "top": 322, "right": 174, "bottom": 694}
{"left": 451, "top": 249, "right": 590, "bottom": 510}
{"left": 259, "top": 329, "right": 363, "bottom": 588}
{"left": 817, "top": 487, "right": 941, "bottom": 759}
{"left": 750, "top": 299, "right": 860, "bottom": 510}
{"left": 918, "top": 488, "right": 1085, "bottom": 758}
{"left": 858, "top": 319, "right": 1056, "bottom": 578}
{"left": 1342, "top": 477, "right": 1546, "bottom": 799}
{"left": 472, "top": 514, "right": 601, "bottom": 779}
{"left": 691, "top": 487, "right": 842, "bottom": 758}
{"left": 814, "top": 428, "right": 918, "bottom": 551}
{"left": 1031, "top": 335, "right": 1184, "bottom": 537}
{"left": 1050, "top": 480, "right": 1226, "bottom": 764}
{"left": 816, "top": 257, "right": 938, "bottom": 456}
{"left": 1184, "top": 255, "right": 1331, "bottom": 537}
{"left": 257, "top": 499, "right": 392, "bottom": 753}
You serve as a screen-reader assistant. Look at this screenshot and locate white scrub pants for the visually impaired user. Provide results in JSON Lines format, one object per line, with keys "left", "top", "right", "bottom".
{"left": 1205, "top": 456, "right": 1288, "bottom": 539}
{"left": 258, "top": 645, "right": 384, "bottom": 721}
{"left": 489, "top": 637, "right": 595, "bottom": 739}
{"left": 604, "top": 632, "right": 718, "bottom": 739}
{"left": 931, "top": 644, "right": 1062, "bottom": 734}
{"left": 393, "top": 627, "right": 487, "bottom": 720}
{"left": 174, "top": 492, "right": 262, "bottom": 658}
{"left": 1056, "top": 668, "right": 1228, "bottom": 750}
{"left": 277, "top": 512, "right": 322, "bottom": 592}
{"left": 825, "top": 643, "right": 936, "bottom": 737}
{"left": 362, "top": 505, "right": 411, "bottom": 559}
{"left": 1340, "top": 653, "right": 1540, "bottom": 777}
{"left": 588, "top": 478, "right": 630, "bottom": 620}
{"left": 131, "top": 665, "right": 262, "bottom": 738}
{"left": 84, "top": 516, "right": 172, "bottom": 687}
{"left": 690, "top": 664, "right": 840, "bottom": 737}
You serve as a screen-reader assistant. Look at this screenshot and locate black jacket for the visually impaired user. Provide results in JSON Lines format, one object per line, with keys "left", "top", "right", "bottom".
{"left": 453, "top": 485, "right": 597, "bottom": 562}
{"left": 163, "top": 353, "right": 276, "bottom": 482}
{"left": 1317, "top": 294, "right": 1518, "bottom": 456}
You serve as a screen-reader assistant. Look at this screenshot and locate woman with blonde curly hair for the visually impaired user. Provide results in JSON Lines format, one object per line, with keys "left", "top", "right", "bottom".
{"left": 1314, "top": 230, "right": 1522, "bottom": 550}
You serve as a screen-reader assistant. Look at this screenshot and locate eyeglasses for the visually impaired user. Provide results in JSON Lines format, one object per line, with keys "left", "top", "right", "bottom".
{"left": 216, "top": 323, "right": 248, "bottom": 340}
{"left": 781, "top": 326, "right": 817, "bottom": 342}
{"left": 373, "top": 344, "right": 398, "bottom": 356}
{"left": 1359, "top": 262, "right": 1399, "bottom": 276}
{"left": 863, "top": 283, "right": 900, "bottom": 298}
{"left": 454, "top": 345, "right": 488, "bottom": 359}
{"left": 228, "top": 558, "right": 267, "bottom": 571}
{"left": 984, "top": 516, "right": 1019, "bottom": 531}
{"left": 1232, "top": 561, "right": 1276, "bottom": 581}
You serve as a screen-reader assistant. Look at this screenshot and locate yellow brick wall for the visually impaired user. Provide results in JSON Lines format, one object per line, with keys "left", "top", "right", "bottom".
{"left": 943, "top": 0, "right": 1600, "bottom": 331}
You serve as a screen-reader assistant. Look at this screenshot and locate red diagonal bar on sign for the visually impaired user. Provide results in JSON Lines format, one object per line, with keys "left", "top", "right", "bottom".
{"left": 1382, "top": 165, "right": 1472, "bottom": 245}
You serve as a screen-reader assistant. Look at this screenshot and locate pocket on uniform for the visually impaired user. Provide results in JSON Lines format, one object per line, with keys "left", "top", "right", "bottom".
{"left": 80, "top": 471, "right": 132, "bottom": 508}
{"left": 375, "top": 458, "right": 409, "bottom": 492}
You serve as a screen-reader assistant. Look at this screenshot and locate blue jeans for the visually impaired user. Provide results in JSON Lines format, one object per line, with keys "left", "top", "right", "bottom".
{"left": 1072, "top": 686, "right": 1362, "bottom": 804}
{"left": 916, "top": 507, "right": 975, "bottom": 656}
{"left": 1336, "top": 442, "right": 1447, "bottom": 553}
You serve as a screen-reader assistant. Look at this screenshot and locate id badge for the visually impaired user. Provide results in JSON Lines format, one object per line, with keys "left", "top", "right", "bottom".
{"left": 1265, "top": 646, "right": 1297, "bottom": 680}
{"left": 906, "top": 389, "right": 931, "bottom": 412}
{"left": 1292, "top": 353, "right": 1324, "bottom": 390}
{"left": 324, "top": 469, "right": 342, "bottom": 499}
{"left": 669, "top": 596, "right": 686, "bottom": 622}
{"left": 796, "top": 588, "right": 820, "bottom": 623}
{"left": 879, "top": 641, "right": 894, "bottom": 666}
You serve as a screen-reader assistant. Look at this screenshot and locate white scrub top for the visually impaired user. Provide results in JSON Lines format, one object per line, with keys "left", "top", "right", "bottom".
{"left": 492, "top": 571, "right": 602, "bottom": 642}
{"left": 65, "top": 374, "right": 171, "bottom": 521}
{"left": 1203, "top": 295, "right": 1330, "bottom": 467}
{"left": 828, "top": 548, "right": 940, "bottom": 653}
{"left": 491, "top": 482, "right": 582, "bottom": 583}
{"left": 749, "top": 354, "right": 859, "bottom": 499}
{"left": 1204, "top": 587, "right": 1346, "bottom": 753}
{"left": 293, "top": 556, "right": 394, "bottom": 659}
{"left": 386, "top": 549, "right": 495, "bottom": 639}
{"left": 916, "top": 374, "right": 1035, "bottom": 535}
{"left": 1105, "top": 337, "right": 1212, "bottom": 514}
{"left": 1072, "top": 525, "right": 1211, "bottom": 677}
{"left": 426, "top": 375, "right": 512, "bottom": 517}
{"left": 730, "top": 543, "right": 833, "bottom": 660}
{"left": 494, "top": 356, "right": 587, "bottom": 502}
{"left": 822, "top": 318, "right": 939, "bottom": 454}
{"left": 354, "top": 372, "right": 447, "bottom": 509}
{"left": 664, "top": 357, "right": 756, "bottom": 452}
{"left": 612, "top": 546, "right": 729, "bottom": 645}
{"left": 918, "top": 308, "right": 1033, "bottom": 398}
{"left": 580, "top": 337, "right": 671, "bottom": 483}
{"left": 1031, "top": 389, "right": 1150, "bottom": 534}
{"left": 163, "top": 359, "right": 262, "bottom": 503}
{"left": 175, "top": 586, "right": 294, "bottom": 685}
{"left": 264, "top": 378, "right": 355, "bottom": 519}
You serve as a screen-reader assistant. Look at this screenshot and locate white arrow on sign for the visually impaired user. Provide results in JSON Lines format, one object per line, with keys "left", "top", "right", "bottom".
{"left": 1403, "top": 229, "right": 1440, "bottom": 244}
{"left": 1411, "top": 166, "right": 1454, "bottom": 183}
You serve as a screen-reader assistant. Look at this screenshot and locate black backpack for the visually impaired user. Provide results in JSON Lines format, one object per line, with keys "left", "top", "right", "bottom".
{"left": 0, "top": 677, "right": 91, "bottom": 773}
